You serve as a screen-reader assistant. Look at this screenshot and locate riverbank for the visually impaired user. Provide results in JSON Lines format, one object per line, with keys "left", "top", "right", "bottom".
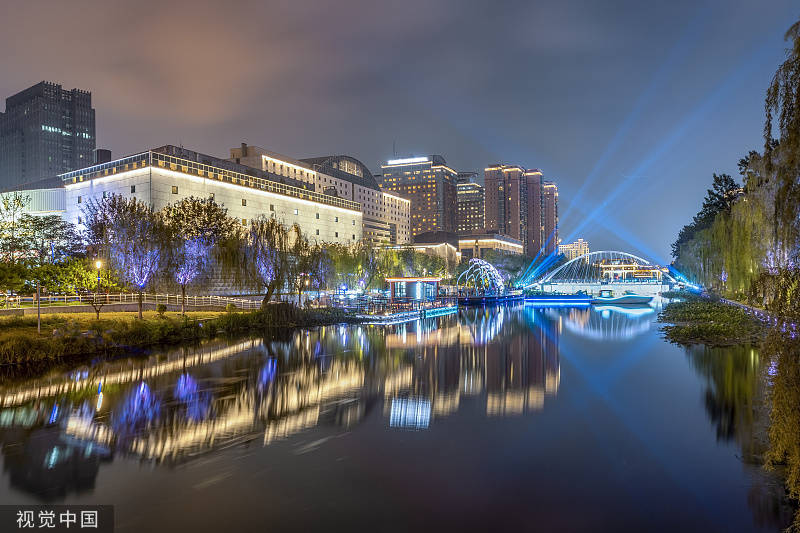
{"left": 0, "top": 303, "right": 360, "bottom": 368}
{"left": 658, "top": 292, "right": 767, "bottom": 346}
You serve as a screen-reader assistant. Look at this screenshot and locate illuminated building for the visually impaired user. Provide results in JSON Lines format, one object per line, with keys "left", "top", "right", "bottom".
{"left": 58, "top": 145, "right": 362, "bottom": 245}
{"left": 484, "top": 165, "right": 557, "bottom": 256}
{"left": 558, "top": 238, "right": 589, "bottom": 260}
{"left": 230, "top": 144, "right": 411, "bottom": 245}
{"left": 378, "top": 155, "right": 457, "bottom": 237}
{"left": 458, "top": 234, "right": 523, "bottom": 260}
{"left": 542, "top": 181, "right": 559, "bottom": 254}
{"left": 0, "top": 82, "right": 96, "bottom": 189}
{"left": 456, "top": 172, "right": 485, "bottom": 235}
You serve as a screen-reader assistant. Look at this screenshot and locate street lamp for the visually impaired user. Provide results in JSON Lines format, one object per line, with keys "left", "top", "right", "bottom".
{"left": 95, "top": 260, "right": 102, "bottom": 303}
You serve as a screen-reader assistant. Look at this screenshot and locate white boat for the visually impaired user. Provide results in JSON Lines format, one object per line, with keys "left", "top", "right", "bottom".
{"left": 590, "top": 289, "right": 653, "bottom": 305}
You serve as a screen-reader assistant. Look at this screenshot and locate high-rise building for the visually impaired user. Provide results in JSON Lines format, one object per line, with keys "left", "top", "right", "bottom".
{"left": 0, "top": 81, "right": 96, "bottom": 190}
{"left": 456, "top": 172, "right": 484, "bottom": 235}
{"left": 484, "top": 165, "right": 554, "bottom": 256}
{"left": 542, "top": 181, "right": 559, "bottom": 254}
{"left": 229, "top": 144, "right": 411, "bottom": 245}
{"left": 378, "top": 156, "right": 457, "bottom": 237}
{"left": 558, "top": 238, "right": 589, "bottom": 260}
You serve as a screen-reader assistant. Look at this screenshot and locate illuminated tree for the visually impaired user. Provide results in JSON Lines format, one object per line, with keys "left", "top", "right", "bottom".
{"left": 222, "top": 215, "right": 290, "bottom": 306}
{"left": 84, "top": 195, "right": 168, "bottom": 318}
{"left": 162, "top": 197, "right": 238, "bottom": 314}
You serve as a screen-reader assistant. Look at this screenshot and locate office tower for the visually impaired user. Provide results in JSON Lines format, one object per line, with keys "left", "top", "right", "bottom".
{"left": 542, "top": 181, "right": 558, "bottom": 254}
{"left": 456, "top": 172, "right": 484, "bottom": 235}
{"left": 378, "top": 156, "right": 457, "bottom": 237}
{"left": 0, "top": 81, "right": 96, "bottom": 189}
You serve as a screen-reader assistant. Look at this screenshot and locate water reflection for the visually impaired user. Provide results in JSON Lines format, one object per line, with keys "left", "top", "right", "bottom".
{"left": 0, "top": 303, "right": 790, "bottom": 531}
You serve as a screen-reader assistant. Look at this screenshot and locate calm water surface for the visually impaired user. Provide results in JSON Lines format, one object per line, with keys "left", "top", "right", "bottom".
{"left": 0, "top": 304, "right": 792, "bottom": 532}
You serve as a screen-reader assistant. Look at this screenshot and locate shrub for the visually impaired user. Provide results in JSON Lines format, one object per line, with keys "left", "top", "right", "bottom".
{"left": 156, "top": 304, "right": 167, "bottom": 318}
{"left": 225, "top": 303, "right": 237, "bottom": 313}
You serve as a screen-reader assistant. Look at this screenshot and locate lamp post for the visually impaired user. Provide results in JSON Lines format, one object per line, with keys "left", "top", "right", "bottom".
{"left": 94, "top": 260, "right": 102, "bottom": 319}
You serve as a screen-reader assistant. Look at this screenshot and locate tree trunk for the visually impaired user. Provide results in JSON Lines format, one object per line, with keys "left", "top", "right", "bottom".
{"left": 181, "top": 285, "right": 186, "bottom": 315}
{"left": 138, "top": 291, "right": 143, "bottom": 319}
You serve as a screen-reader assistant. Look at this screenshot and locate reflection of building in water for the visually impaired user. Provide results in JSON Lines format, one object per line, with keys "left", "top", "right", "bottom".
{"left": 0, "top": 306, "right": 564, "bottom": 500}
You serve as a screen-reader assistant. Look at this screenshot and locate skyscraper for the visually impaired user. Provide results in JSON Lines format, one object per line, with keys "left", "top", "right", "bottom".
{"left": 378, "top": 155, "right": 457, "bottom": 237}
{"left": 0, "top": 81, "right": 96, "bottom": 190}
{"left": 542, "top": 181, "right": 559, "bottom": 254}
{"left": 456, "top": 172, "right": 484, "bottom": 235}
{"left": 484, "top": 165, "right": 543, "bottom": 256}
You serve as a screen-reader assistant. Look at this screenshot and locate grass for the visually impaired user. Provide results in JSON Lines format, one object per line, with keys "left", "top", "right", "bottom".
{"left": 0, "top": 304, "right": 361, "bottom": 367}
{"left": 658, "top": 297, "right": 765, "bottom": 347}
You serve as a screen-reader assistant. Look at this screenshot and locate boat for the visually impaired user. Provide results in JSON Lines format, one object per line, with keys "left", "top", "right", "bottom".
{"left": 590, "top": 289, "right": 653, "bottom": 305}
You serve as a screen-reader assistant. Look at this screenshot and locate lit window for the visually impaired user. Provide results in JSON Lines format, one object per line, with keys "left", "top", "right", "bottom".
{"left": 293, "top": 209, "right": 299, "bottom": 215}
{"left": 172, "top": 186, "right": 178, "bottom": 194}
{"left": 242, "top": 218, "right": 247, "bottom": 225}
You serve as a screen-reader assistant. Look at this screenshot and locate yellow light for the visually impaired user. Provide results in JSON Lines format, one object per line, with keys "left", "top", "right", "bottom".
{"left": 95, "top": 260, "right": 102, "bottom": 269}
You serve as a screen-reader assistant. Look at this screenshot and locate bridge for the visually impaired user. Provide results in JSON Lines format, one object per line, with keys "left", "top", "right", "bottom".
{"left": 520, "top": 250, "right": 676, "bottom": 296}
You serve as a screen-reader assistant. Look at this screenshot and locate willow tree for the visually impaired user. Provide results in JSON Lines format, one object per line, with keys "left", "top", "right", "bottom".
{"left": 765, "top": 19, "right": 800, "bottom": 256}
{"left": 162, "top": 197, "right": 238, "bottom": 314}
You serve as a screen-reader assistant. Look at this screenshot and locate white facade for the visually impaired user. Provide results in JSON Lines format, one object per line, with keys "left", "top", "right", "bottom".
{"left": 230, "top": 146, "right": 411, "bottom": 245}
{"left": 61, "top": 150, "right": 362, "bottom": 244}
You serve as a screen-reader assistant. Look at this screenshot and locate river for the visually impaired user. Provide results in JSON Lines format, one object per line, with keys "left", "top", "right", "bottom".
{"left": 0, "top": 303, "right": 793, "bottom": 532}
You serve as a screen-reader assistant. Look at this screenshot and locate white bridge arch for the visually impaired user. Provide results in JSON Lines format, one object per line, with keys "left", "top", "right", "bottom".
{"left": 532, "top": 250, "right": 676, "bottom": 294}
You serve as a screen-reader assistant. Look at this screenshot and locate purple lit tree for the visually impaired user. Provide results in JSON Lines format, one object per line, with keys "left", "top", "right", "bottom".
{"left": 162, "top": 197, "right": 238, "bottom": 314}
{"left": 84, "top": 195, "right": 168, "bottom": 318}
{"left": 222, "top": 215, "right": 290, "bottom": 307}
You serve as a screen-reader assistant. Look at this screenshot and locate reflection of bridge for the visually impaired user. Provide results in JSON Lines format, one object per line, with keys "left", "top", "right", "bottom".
{"left": 526, "top": 250, "right": 676, "bottom": 296}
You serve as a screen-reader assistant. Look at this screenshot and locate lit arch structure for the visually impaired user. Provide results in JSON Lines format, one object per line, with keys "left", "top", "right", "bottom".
{"left": 529, "top": 251, "right": 676, "bottom": 296}
{"left": 457, "top": 259, "right": 505, "bottom": 295}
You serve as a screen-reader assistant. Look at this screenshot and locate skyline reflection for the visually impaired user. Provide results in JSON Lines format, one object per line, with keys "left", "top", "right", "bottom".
{"left": 0, "top": 305, "right": 660, "bottom": 502}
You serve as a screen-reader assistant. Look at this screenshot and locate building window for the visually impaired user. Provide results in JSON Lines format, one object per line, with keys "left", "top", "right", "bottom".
{"left": 270, "top": 204, "right": 274, "bottom": 211}
{"left": 242, "top": 218, "right": 247, "bottom": 226}
{"left": 293, "top": 209, "right": 299, "bottom": 215}
{"left": 102, "top": 191, "right": 107, "bottom": 199}
{"left": 77, "top": 216, "right": 82, "bottom": 224}
{"left": 352, "top": 220, "right": 356, "bottom": 225}
{"left": 316, "top": 229, "right": 320, "bottom": 236}
{"left": 130, "top": 185, "right": 136, "bottom": 193}
{"left": 335, "top": 232, "right": 339, "bottom": 238}
{"left": 209, "top": 193, "right": 214, "bottom": 200}
{"left": 172, "top": 186, "right": 178, "bottom": 194}
{"left": 352, "top": 234, "right": 356, "bottom": 240}
{"left": 241, "top": 198, "right": 247, "bottom": 206}
{"left": 335, "top": 216, "right": 339, "bottom": 223}
{"left": 315, "top": 213, "right": 319, "bottom": 219}
{"left": 77, "top": 196, "right": 81, "bottom": 204}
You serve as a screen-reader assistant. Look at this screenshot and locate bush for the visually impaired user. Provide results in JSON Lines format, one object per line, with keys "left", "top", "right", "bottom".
{"left": 225, "top": 303, "right": 237, "bottom": 313}
{"left": 156, "top": 304, "right": 167, "bottom": 318}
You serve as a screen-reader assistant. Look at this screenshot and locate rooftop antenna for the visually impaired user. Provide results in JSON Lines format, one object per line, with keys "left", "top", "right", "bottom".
{"left": 393, "top": 140, "right": 396, "bottom": 158}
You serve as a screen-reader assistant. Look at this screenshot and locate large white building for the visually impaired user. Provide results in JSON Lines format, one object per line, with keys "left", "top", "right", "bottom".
{"left": 18, "top": 145, "right": 364, "bottom": 245}
{"left": 230, "top": 144, "right": 410, "bottom": 245}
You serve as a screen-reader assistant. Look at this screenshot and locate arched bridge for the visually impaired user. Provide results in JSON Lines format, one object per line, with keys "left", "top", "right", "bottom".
{"left": 523, "top": 250, "right": 676, "bottom": 296}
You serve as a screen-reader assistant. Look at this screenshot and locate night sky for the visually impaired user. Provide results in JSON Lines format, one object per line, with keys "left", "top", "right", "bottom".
{"left": 1, "top": 0, "right": 796, "bottom": 262}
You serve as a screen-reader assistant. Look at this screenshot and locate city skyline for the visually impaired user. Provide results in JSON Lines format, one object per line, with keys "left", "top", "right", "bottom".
{"left": 1, "top": 1, "right": 796, "bottom": 261}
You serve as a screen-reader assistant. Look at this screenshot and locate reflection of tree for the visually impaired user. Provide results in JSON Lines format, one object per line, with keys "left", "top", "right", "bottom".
{"left": 685, "top": 344, "right": 763, "bottom": 454}
{"left": 762, "top": 331, "right": 800, "bottom": 528}
{"left": 0, "top": 426, "right": 111, "bottom": 501}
